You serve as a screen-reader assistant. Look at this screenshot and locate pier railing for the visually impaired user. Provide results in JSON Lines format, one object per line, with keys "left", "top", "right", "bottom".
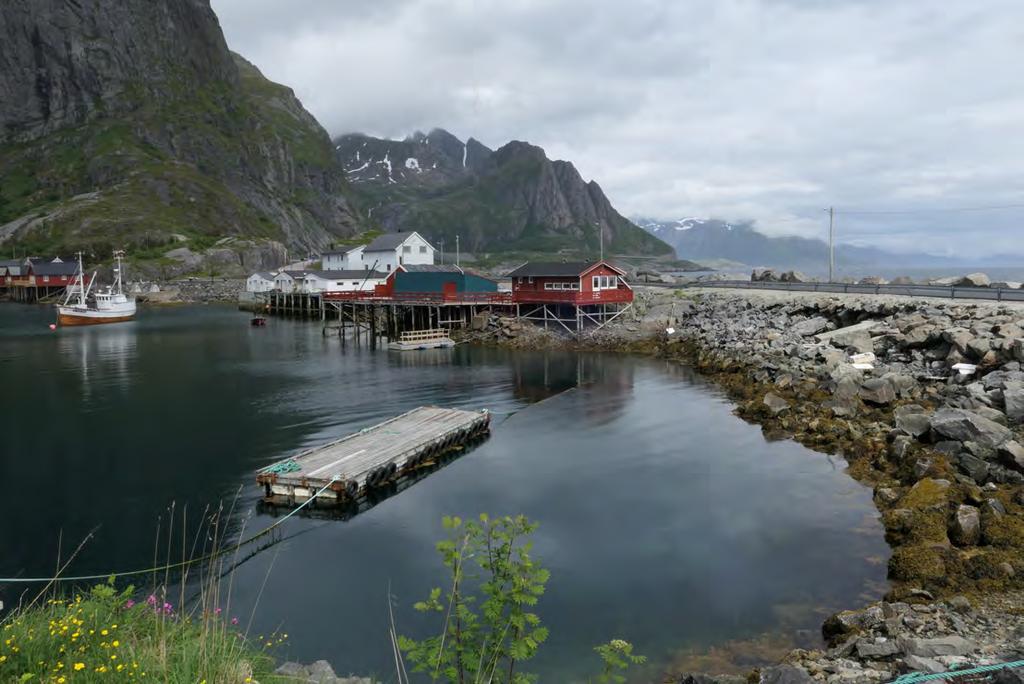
{"left": 322, "top": 291, "right": 515, "bottom": 305}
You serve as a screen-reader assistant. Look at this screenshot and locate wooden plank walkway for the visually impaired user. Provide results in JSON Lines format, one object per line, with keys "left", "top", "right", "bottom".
{"left": 256, "top": 406, "right": 490, "bottom": 507}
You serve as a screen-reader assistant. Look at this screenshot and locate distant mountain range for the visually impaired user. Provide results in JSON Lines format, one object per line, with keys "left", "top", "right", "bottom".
{"left": 334, "top": 129, "right": 673, "bottom": 257}
{"left": 635, "top": 217, "right": 978, "bottom": 272}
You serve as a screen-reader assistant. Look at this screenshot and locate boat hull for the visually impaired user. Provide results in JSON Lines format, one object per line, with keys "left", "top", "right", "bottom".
{"left": 57, "top": 307, "right": 136, "bottom": 326}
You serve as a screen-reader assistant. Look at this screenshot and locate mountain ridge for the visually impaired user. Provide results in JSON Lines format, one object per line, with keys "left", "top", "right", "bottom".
{"left": 335, "top": 129, "right": 674, "bottom": 257}
{"left": 635, "top": 217, "right": 989, "bottom": 272}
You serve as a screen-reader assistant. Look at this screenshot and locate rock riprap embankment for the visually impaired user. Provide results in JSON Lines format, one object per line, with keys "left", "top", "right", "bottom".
{"left": 659, "top": 291, "right": 1024, "bottom": 599}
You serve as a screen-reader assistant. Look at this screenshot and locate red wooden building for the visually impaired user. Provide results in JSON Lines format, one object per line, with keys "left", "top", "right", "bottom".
{"left": 506, "top": 261, "right": 633, "bottom": 333}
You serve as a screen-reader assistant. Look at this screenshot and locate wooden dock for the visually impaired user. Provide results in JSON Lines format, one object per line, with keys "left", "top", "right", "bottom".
{"left": 387, "top": 328, "right": 455, "bottom": 351}
{"left": 256, "top": 406, "right": 490, "bottom": 507}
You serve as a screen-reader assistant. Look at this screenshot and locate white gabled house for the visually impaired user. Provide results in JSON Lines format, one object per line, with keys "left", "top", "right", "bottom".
{"left": 322, "top": 245, "right": 366, "bottom": 271}
{"left": 362, "top": 232, "right": 435, "bottom": 273}
{"left": 273, "top": 271, "right": 306, "bottom": 293}
{"left": 319, "top": 232, "right": 436, "bottom": 277}
{"left": 246, "top": 272, "right": 277, "bottom": 293}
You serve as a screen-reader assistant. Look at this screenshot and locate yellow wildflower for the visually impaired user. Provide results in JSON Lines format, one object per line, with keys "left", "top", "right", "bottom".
{"left": 74, "top": 663, "right": 85, "bottom": 671}
{"left": 112, "top": 640, "right": 120, "bottom": 647}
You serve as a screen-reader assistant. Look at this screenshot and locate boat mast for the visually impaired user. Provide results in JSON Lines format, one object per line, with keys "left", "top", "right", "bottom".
{"left": 112, "top": 250, "right": 124, "bottom": 295}
{"left": 62, "top": 252, "right": 87, "bottom": 306}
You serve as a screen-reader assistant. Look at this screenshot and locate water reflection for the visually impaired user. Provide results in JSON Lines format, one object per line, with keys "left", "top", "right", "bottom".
{"left": 56, "top": 324, "right": 138, "bottom": 398}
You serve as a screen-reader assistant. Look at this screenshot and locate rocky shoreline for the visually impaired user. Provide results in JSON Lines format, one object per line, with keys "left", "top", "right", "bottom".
{"left": 460, "top": 286, "right": 1024, "bottom": 683}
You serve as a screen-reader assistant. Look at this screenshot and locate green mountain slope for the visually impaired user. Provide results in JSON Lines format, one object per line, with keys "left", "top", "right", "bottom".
{"left": 0, "top": 0, "right": 361, "bottom": 272}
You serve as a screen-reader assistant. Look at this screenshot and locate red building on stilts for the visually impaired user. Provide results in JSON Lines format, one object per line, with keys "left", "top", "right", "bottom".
{"left": 507, "top": 261, "right": 633, "bottom": 334}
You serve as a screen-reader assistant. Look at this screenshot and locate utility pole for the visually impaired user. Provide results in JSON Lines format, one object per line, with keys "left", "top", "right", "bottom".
{"left": 439, "top": 239, "right": 445, "bottom": 265}
{"left": 826, "top": 206, "right": 835, "bottom": 282}
{"left": 597, "top": 221, "right": 603, "bottom": 261}
{"left": 456, "top": 235, "right": 460, "bottom": 267}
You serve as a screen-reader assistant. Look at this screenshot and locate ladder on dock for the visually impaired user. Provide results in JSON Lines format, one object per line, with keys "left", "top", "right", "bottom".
{"left": 256, "top": 406, "right": 490, "bottom": 507}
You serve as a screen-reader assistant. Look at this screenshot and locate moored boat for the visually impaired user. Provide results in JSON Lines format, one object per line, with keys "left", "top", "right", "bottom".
{"left": 56, "top": 251, "right": 137, "bottom": 326}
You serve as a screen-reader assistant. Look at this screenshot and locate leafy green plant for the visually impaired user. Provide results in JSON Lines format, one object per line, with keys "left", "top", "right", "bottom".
{"left": 593, "top": 639, "right": 646, "bottom": 684}
{"left": 398, "top": 514, "right": 550, "bottom": 684}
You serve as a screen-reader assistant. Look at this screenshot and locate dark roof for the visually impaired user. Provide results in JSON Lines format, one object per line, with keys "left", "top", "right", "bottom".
{"left": 400, "top": 264, "right": 463, "bottom": 273}
{"left": 365, "top": 233, "right": 415, "bottom": 251}
{"left": 280, "top": 270, "right": 308, "bottom": 278}
{"left": 0, "top": 259, "right": 20, "bottom": 268}
{"left": 306, "top": 270, "right": 388, "bottom": 279}
{"left": 505, "top": 261, "right": 606, "bottom": 278}
{"left": 250, "top": 272, "right": 276, "bottom": 280}
{"left": 30, "top": 261, "right": 79, "bottom": 276}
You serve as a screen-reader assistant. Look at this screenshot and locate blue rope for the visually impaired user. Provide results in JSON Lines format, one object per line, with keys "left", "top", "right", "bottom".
{"left": 892, "top": 659, "right": 1024, "bottom": 684}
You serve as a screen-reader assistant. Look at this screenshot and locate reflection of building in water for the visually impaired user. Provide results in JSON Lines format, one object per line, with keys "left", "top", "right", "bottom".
{"left": 511, "top": 353, "right": 635, "bottom": 423}
{"left": 57, "top": 326, "right": 138, "bottom": 398}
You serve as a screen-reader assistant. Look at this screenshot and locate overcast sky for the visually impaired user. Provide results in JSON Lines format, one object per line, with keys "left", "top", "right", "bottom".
{"left": 211, "top": 0, "right": 1024, "bottom": 259}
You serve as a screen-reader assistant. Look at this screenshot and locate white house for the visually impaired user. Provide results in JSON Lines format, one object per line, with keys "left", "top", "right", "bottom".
{"left": 273, "top": 271, "right": 305, "bottom": 293}
{"left": 322, "top": 245, "right": 365, "bottom": 271}
{"left": 362, "top": 232, "right": 435, "bottom": 273}
{"left": 300, "top": 270, "right": 390, "bottom": 293}
{"left": 246, "top": 272, "right": 277, "bottom": 293}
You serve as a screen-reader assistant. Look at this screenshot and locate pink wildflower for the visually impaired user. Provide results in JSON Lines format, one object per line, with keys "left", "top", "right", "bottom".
{"left": 124, "top": 599, "right": 135, "bottom": 609}
{"left": 231, "top": 617, "right": 239, "bottom": 625}
{"left": 146, "top": 594, "right": 157, "bottom": 607}
{"left": 214, "top": 607, "right": 222, "bottom": 615}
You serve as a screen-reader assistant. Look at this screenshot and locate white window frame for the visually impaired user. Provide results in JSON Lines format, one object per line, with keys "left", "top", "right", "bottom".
{"left": 419, "top": 245, "right": 427, "bottom": 254}
{"left": 528, "top": 276, "right": 534, "bottom": 284}
{"left": 544, "top": 282, "right": 554, "bottom": 290}
{"left": 592, "top": 275, "right": 600, "bottom": 290}
{"left": 403, "top": 245, "right": 412, "bottom": 253}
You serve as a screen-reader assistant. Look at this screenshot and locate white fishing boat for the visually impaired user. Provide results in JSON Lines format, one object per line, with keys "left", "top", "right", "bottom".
{"left": 56, "top": 251, "right": 137, "bottom": 326}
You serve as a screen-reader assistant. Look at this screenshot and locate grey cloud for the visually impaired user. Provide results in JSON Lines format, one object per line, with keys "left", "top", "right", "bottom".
{"left": 212, "top": 0, "right": 1024, "bottom": 259}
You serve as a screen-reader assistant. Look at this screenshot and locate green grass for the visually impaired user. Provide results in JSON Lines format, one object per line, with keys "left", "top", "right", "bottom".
{"left": 0, "top": 582, "right": 282, "bottom": 683}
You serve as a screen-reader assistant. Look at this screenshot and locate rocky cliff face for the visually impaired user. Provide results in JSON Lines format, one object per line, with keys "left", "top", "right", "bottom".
{"left": 0, "top": 0, "right": 361, "bottom": 264}
{"left": 0, "top": 0, "right": 237, "bottom": 143}
{"left": 334, "top": 129, "right": 672, "bottom": 257}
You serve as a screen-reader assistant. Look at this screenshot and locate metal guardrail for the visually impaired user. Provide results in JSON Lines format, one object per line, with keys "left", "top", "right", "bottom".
{"left": 678, "top": 280, "right": 1024, "bottom": 302}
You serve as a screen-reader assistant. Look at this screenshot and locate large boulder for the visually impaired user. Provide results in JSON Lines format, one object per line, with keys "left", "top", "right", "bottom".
{"left": 894, "top": 405, "right": 931, "bottom": 438}
{"left": 860, "top": 377, "right": 897, "bottom": 405}
{"left": 955, "top": 273, "right": 991, "bottom": 288}
{"left": 898, "top": 636, "right": 976, "bottom": 658}
{"left": 929, "top": 408, "right": 1011, "bottom": 448}
{"left": 752, "top": 268, "right": 778, "bottom": 282}
{"left": 949, "top": 504, "right": 981, "bottom": 546}
{"left": 792, "top": 316, "right": 829, "bottom": 337}
{"left": 763, "top": 392, "right": 790, "bottom": 415}
{"left": 758, "top": 666, "right": 814, "bottom": 684}
{"left": 1003, "top": 385, "right": 1024, "bottom": 424}
{"left": 998, "top": 440, "right": 1024, "bottom": 472}
{"left": 779, "top": 270, "right": 809, "bottom": 283}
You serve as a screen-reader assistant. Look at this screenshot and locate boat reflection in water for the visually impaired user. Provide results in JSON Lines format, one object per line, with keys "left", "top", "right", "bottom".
{"left": 57, "top": 322, "right": 138, "bottom": 400}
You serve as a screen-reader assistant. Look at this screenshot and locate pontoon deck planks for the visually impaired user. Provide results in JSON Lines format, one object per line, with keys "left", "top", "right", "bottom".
{"left": 256, "top": 406, "right": 490, "bottom": 507}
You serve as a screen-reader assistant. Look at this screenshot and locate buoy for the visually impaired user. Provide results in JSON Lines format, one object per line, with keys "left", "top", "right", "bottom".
{"left": 49, "top": 323, "right": 57, "bottom": 331}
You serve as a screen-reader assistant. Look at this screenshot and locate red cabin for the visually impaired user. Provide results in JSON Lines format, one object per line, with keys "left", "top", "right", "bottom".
{"left": 507, "top": 261, "right": 632, "bottom": 305}
{"left": 506, "top": 261, "right": 633, "bottom": 334}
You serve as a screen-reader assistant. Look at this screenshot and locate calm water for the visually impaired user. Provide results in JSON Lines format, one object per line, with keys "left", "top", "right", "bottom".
{"left": 0, "top": 304, "right": 888, "bottom": 681}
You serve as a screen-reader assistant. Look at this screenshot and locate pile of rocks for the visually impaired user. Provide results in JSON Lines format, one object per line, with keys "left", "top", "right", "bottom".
{"left": 138, "top": 277, "right": 245, "bottom": 303}
{"left": 787, "top": 592, "right": 1024, "bottom": 683}
{"left": 752, "top": 268, "right": 812, "bottom": 283}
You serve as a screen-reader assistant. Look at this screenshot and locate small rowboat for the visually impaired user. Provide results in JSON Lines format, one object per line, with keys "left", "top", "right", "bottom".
{"left": 251, "top": 316, "right": 267, "bottom": 327}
